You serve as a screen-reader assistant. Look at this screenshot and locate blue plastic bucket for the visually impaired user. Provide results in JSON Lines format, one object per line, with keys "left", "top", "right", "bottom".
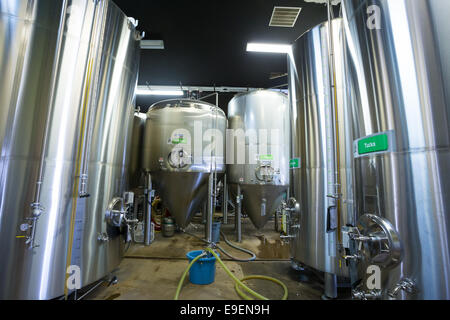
{"left": 212, "top": 221, "right": 221, "bottom": 243}
{"left": 186, "top": 250, "right": 219, "bottom": 285}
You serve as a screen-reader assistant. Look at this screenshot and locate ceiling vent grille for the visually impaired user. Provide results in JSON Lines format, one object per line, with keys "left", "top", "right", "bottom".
{"left": 269, "top": 6, "right": 302, "bottom": 27}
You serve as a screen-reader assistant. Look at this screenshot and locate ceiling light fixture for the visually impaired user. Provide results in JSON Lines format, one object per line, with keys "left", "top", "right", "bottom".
{"left": 135, "top": 88, "right": 184, "bottom": 96}
{"left": 140, "top": 40, "right": 165, "bottom": 49}
{"left": 246, "top": 42, "right": 292, "bottom": 54}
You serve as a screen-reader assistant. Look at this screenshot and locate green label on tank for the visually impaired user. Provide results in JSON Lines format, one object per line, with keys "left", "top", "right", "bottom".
{"left": 172, "top": 138, "right": 187, "bottom": 144}
{"left": 259, "top": 154, "right": 274, "bottom": 161}
{"left": 357, "top": 134, "right": 389, "bottom": 155}
{"left": 289, "top": 158, "right": 301, "bottom": 169}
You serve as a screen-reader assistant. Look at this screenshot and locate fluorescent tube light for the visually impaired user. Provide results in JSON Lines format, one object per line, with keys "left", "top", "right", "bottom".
{"left": 140, "top": 40, "right": 165, "bottom": 49}
{"left": 136, "top": 89, "right": 184, "bottom": 96}
{"left": 246, "top": 42, "right": 292, "bottom": 53}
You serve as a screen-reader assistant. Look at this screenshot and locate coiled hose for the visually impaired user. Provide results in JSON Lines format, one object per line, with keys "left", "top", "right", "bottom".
{"left": 174, "top": 248, "right": 288, "bottom": 300}
{"left": 217, "top": 231, "right": 256, "bottom": 262}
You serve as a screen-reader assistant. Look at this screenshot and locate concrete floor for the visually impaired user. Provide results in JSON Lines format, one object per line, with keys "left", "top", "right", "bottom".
{"left": 85, "top": 214, "right": 330, "bottom": 300}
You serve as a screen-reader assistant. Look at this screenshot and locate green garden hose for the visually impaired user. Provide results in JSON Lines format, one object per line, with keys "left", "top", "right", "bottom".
{"left": 234, "top": 275, "right": 288, "bottom": 300}
{"left": 174, "top": 251, "right": 207, "bottom": 300}
{"left": 174, "top": 248, "right": 288, "bottom": 300}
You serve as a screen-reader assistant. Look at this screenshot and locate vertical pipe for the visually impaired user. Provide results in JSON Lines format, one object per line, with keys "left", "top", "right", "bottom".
{"left": 206, "top": 173, "right": 214, "bottom": 243}
{"left": 324, "top": 272, "right": 338, "bottom": 299}
{"left": 144, "top": 172, "right": 152, "bottom": 246}
{"left": 202, "top": 202, "right": 207, "bottom": 224}
{"left": 79, "top": 0, "right": 106, "bottom": 197}
{"left": 326, "top": 0, "right": 343, "bottom": 284}
{"left": 222, "top": 175, "right": 228, "bottom": 224}
{"left": 327, "top": 0, "right": 342, "bottom": 241}
{"left": 274, "top": 208, "right": 279, "bottom": 232}
{"left": 235, "top": 184, "right": 242, "bottom": 243}
{"left": 33, "top": 0, "right": 69, "bottom": 205}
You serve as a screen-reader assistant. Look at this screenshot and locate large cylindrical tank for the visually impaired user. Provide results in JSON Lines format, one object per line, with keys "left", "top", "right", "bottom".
{"left": 0, "top": 0, "right": 139, "bottom": 299}
{"left": 227, "top": 90, "right": 290, "bottom": 229}
{"left": 287, "top": 18, "right": 352, "bottom": 278}
{"left": 342, "top": 0, "right": 450, "bottom": 299}
{"left": 142, "top": 99, "right": 226, "bottom": 228}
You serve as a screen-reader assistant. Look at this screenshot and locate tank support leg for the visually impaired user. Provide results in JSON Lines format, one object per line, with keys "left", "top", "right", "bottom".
{"left": 144, "top": 172, "right": 153, "bottom": 246}
{"left": 206, "top": 173, "right": 214, "bottom": 243}
{"left": 323, "top": 272, "right": 338, "bottom": 299}
{"left": 222, "top": 175, "right": 228, "bottom": 224}
{"left": 235, "top": 184, "right": 242, "bottom": 243}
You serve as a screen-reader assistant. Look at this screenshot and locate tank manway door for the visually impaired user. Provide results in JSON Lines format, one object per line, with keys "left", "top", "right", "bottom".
{"left": 343, "top": 214, "right": 403, "bottom": 269}
{"left": 168, "top": 147, "right": 191, "bottom": 168}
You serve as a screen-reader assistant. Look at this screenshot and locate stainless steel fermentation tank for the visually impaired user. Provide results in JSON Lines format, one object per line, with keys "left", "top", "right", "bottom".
{"left": 142, "top": 99, "right": 226, "bottom": 228}
{"left": 342, "top": 0, "right": 450, "bottom": 299}
{"left": 287, "top": 18, "right": 352, "bottom": 290}
{"left": 227, "top": 90, "right": 290, "bottom": 229}
{"left": 0, "top": 0, "right": 140, "bottom": 299}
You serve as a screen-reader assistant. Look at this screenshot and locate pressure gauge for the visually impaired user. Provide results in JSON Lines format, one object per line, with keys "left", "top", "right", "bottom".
{"left": 168, "top": 147, "right": 190, "bottom": 168}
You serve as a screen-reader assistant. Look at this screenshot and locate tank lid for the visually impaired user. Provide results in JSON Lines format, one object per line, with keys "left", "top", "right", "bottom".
{"left": 147, "top": 98, "right": 225, "bottom": 116}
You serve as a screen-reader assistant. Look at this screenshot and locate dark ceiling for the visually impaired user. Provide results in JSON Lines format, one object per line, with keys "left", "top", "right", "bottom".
{"left": 112, "top": 0, "right": 334, "bottom": 111}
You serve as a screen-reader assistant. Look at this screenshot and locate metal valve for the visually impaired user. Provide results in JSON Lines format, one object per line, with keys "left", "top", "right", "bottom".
{"left": 97, "top": 232, "right": 109, "bottom": 242}
{"left": 17, "top": 203, "right": 44, "bottom": 250}
{"left": 388, "top": 278, "right": 417, "bottom": 299}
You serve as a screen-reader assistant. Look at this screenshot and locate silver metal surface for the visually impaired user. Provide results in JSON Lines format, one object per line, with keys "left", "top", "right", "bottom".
{"left": 342, "top": 0, "right": 450, "bottom": 299}
{"left": 0, "top": 0, "right": 140, "bottom": 299}
{"left": 142, "top": 99, "right": 226, "bottom": 228}
{"left": 287, "top": 19, "right": 352, "bottom": 277}
{"left": 227, "top": 90, "right": 290, "bottom": 229}
{"left": 129, "top": 113, "right": 146, "bottom": 190}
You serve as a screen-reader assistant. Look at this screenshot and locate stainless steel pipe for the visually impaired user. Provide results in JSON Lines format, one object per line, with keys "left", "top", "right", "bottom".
{"left": 235, "top": 184, "right": 242, "bottom": 243}
{"left": 206, "top": 173, "right": 214, "bottom": 243}
{"left": 144, "top": 173, "right": 153, "bottom": 246}
{"left": 222, "top": 175, "right": 228, "bottom": 224}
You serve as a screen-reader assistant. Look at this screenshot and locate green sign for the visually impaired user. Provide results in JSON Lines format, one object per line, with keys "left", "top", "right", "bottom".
{"left": 289, "top": 158, "right": 300, "bottom": 169}
{"left": 357, "top": 133, "right": 389, "bottom": 155}
{"left": 259, "top": 154, "right": 274, "bottom": 161}
{"left": 172, "top": 138, "right": 187, "bottom": 145}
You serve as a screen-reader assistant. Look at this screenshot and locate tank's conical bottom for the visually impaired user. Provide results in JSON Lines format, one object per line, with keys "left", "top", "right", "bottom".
{"left": 152, "top": 171, "right": 209, "bottom": 228}
{"left": 230, "top": 184, "right": 288, "bottom": 229}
